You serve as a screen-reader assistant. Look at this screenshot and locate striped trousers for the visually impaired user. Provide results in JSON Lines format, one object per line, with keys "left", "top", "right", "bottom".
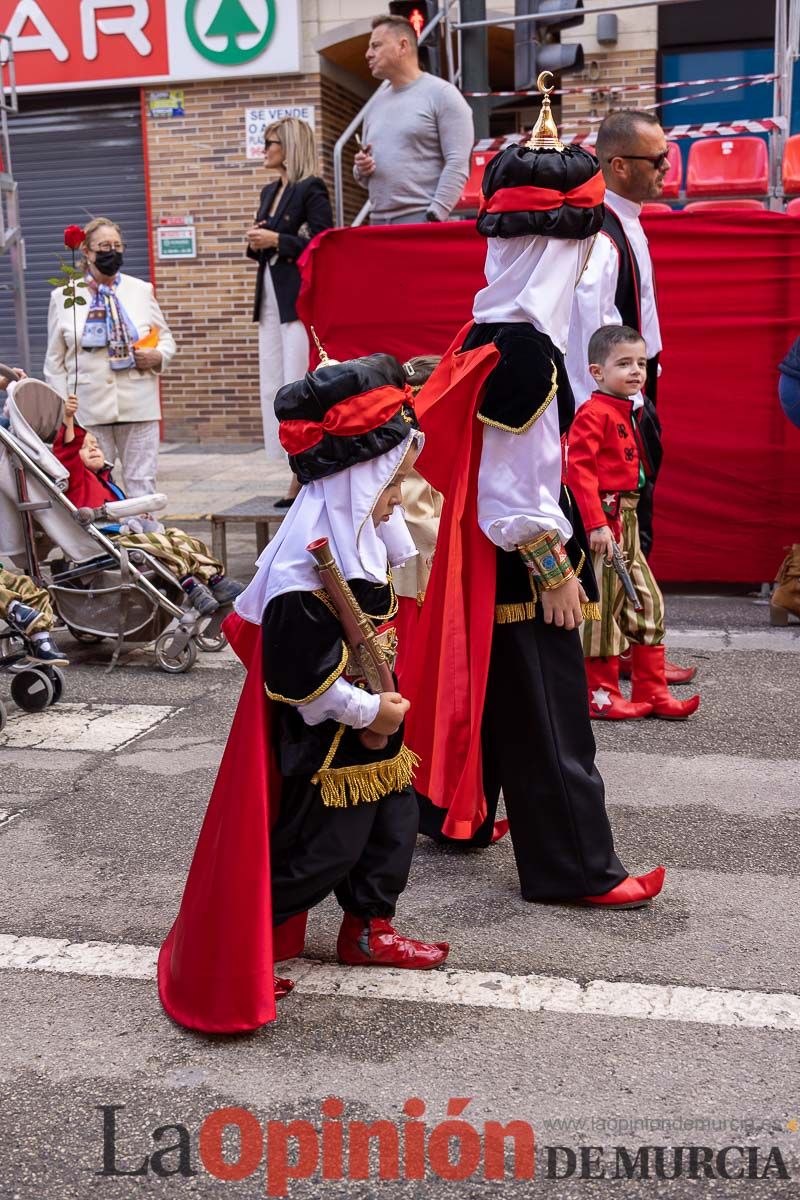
{"left": 0, "top": 567, "right": 54, "bottom": 634}
{"left": 582, "top": 494, "right": 665, "bottom": 659}
{"left": 117, "top": 529, "right": 223, "bottom": 584}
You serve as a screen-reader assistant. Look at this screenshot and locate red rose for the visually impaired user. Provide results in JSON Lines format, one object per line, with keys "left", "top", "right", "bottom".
{"left": 64, "top": 224, "right": 85, "bottom": 250}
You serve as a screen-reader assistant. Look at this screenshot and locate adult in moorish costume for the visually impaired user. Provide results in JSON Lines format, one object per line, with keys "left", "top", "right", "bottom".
{"left": 564, "top": 108, "right": 696, "bottom": 686}
{"left": 403, "top": 76, "right": 664, "bottom": 909}
{"left": 158, "top": 350, "right": 448, "bottom": 1034}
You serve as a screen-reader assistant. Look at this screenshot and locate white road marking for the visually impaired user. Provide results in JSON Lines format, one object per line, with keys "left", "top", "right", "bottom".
{"left": 1, "top": 934, "right": 799, "bottom": 1033}
{"left": 1, "top": 703, "right": 178, "bottom": 752}
{"left": 667, "top": 628, "right": 800, "bottom": 653}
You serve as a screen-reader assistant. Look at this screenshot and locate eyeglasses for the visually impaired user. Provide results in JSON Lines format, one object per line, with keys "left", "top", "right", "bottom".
{"left": 92, "top": 241, "right": 126, "bottom": 252}
{"left": 264, "top": 138, "right": 282, "bottom": 148}
{"left": 608, "top": 152, "right": 670, "bottom": 171}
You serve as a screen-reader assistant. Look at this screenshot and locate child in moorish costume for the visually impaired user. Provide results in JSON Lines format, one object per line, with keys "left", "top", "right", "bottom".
{"left": 566, "top": 324, "right": 700, "bottom": 721}
{"left": 158, "top": 351, "right": 448, "bottom": 1034}
{"left": 404, "top": 80, "right": 665, "bottom": 909}
{"left": 53, "top": 395, "right": 243, "bottom": 616}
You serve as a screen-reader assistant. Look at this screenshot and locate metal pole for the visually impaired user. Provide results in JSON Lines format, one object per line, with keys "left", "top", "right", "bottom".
{"left": 461, "top": 0, "right": 490, "bottom": 139}
{"left": 453, "top": 0, "right": 702, "bottom": 33}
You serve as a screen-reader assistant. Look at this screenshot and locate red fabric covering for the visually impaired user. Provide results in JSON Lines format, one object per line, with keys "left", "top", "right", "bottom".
{"left": 298, "top": 215, "right": 800, "bottom": 583}
{"left": 399, "top": 334, "right": 501, "bottom": 838}
{"left": 52, "top": 424, "right": 116, "bottom": 508}
{"left": 158, "top": 613, "right": 307, "bottom": 1033}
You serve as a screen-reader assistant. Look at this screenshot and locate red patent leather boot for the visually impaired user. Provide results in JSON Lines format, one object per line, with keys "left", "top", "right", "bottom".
{"left": 630, "top": 644, "right": 700, "bottom": 720}
{"left": 337, "top": 913, "right": 449, "bottom": 970}
{"left": 274, "top": 976, "right": 294, "bottom": 1000}
{"left": 584, "top": 866, "right": 666, "bottom": 909}
{"left": 586, "top": 655, "right": 654, "bottom": 720}
{"left": 620, "top": 647, "right": 697, "bottom": 685}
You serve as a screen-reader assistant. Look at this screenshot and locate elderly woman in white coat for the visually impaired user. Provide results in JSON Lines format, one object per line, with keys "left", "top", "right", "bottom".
{"left": 44, "top": 216, "right": 176, "bottom": 497}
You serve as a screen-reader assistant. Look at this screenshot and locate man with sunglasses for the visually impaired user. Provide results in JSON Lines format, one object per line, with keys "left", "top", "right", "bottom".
{"left": 565, "top": 110, "right": 697, "bottom": 686}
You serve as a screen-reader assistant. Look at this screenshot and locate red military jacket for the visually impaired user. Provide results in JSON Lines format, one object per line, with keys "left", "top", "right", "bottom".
{"left": 566, "top": 390, "right": 651, "bottom": 532}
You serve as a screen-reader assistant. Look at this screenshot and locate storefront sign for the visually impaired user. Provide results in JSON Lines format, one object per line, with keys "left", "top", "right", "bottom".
{"left": 0, "top": 0, "right": 301, "bottom": 94}
{"left": 245, "top": 104, "right": 315, "bottom": 159}
{"left": 149, "top": 89, "right": 186, "bottom": 118}
{"left": 157, "top": 224, "right": 197, "bottom": 259}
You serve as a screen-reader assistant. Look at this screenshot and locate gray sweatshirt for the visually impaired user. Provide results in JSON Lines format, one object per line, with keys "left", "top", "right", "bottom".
{"left": 355, "top": 73, "right": 474, "bottom": 221}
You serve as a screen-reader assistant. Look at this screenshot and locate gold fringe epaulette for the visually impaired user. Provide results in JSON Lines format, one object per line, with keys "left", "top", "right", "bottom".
{"left": 582, "top": 602, "right": 602, "bottom": 622}
{"left": 495, "top": 600, "right": 537, "bottom": 625}
{"left": 312, "top": 746, "right": 420, "bottom": 808}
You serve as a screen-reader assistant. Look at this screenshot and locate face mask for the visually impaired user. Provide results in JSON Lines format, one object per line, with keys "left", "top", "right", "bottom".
{"left": 93, "top": 249, "right": 123, "bottom": 276}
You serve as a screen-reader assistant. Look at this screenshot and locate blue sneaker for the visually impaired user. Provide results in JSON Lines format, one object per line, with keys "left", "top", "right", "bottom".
{"left": 7, "top": 602, "right": 40, "bottom": 633}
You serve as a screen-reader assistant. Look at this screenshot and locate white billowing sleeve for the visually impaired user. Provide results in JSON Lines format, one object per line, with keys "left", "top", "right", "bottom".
{"left": 565, "top": 235, "right": 621, "bottom": 411}
{"left": 478, "top": 400, "right": 572, "bottom": 550}
{"left": 298, "top": 677, "right": 381, "bottom": 729}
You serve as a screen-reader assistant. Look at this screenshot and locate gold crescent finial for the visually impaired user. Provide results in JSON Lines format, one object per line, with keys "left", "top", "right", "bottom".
{"left": 310, "top": 326, "right": 340, "bottom": 368}
{"left": 526, "top": 70, "right": 564, "bottom": 151}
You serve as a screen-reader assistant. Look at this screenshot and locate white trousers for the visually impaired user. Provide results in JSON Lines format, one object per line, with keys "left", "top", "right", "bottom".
{"left": 258, "top": 269, "right": 309, "bottom": 462}
{"left": 88, "top": 419, "right": 160, "bottom": 498}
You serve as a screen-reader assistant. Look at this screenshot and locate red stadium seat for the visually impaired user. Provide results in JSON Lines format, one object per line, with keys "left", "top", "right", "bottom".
{"left": 642, "top": 202, "right": 673, "bottom": 213}
{"left": 660, "top": 142, "right": 682, "bottom": 198}
{"left": 782, "top": 134, "right": 800, "bottom": 195}
{"left": 786, "top": 196, "right": 800, "bottom": 216}
{"left": 454, "top": 149, "right": 499, "bottom": 212}
{"left": 684, "top": 199, "right": 766, "bottom": 212}
{"left": 686, "top": 136, "right": 769, "bottom": 196}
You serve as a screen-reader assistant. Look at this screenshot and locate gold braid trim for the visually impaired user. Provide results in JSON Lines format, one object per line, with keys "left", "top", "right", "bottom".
{"left": 476, "top": 360, "right": 558, "bottom": 434}
{"left": 264, "top": 642, "right": 348, "bottom": 706}
{"left": 495, "top": 600, "right": 537, "bottom": 624}
{"left": 319, "top": 722, "right": 346, "bottom": 771}
{"left": 312, "top": 580, "right": 398, "bottom": 623}
{"left": 312, "top": 745, "right": 420, "bottom": 809}
{"left": 582, "top": 601, "right": 602, "bottom": 622}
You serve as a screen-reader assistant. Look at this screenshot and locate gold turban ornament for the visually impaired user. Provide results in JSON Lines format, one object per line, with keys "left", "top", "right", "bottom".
{"left": 525, "top": 71, "right": 564, "bottom": 152}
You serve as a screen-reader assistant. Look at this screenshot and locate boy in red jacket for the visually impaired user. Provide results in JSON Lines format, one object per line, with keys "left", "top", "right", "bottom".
{"left": 53, "top": 396, "right": 243, "bottom": 616}
{"left": 566, "top": 325, "right": 699, "bottom": 720}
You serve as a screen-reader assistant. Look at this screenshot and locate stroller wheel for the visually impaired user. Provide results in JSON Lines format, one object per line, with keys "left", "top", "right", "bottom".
{"left": 39, "top": 666, "right": 65, "bottom": 704}
{"left": 196, "top": 630, "right": 227, "bottom": 653}
{"left": 10, "top": 668, "right": 55, "bottom": 712}
{"left": 154, "top": 631, "right": 198, "bottom": 674}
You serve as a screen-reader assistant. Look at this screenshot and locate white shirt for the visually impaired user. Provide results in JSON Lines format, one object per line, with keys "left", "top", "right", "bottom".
{"left": 566, "top": 189, "right": 662, "bottom": 411}
{"left": 472, "top": 236, "right": 589, "bottom": 548}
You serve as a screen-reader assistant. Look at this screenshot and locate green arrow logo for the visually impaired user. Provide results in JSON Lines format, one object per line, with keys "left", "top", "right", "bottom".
{"left": 185, "top": 0, "right": 276, "bottom": 65}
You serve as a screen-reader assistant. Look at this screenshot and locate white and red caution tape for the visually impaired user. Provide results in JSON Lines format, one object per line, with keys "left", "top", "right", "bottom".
{"left": 471, "top": 116, "right": 788, "bottom": 153}
{"left": 462, "top": 72, "right": 776, "bottom": 99}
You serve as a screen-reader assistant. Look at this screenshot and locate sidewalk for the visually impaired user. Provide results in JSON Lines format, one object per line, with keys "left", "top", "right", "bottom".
{"left": 158, "top": 440, "right": 291, "bottom": 522}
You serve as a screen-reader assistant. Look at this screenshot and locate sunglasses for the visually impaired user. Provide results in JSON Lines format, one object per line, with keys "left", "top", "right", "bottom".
{"left": 264, "top": 138, "right": 282, "bottom": 148}
{"left": 609, "top": 152, "right": 670, "bottom": 171}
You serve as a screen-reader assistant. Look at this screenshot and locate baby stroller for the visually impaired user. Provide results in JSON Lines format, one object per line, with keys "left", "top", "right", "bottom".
{"left": 0, "top": 617, "right": 66, "bottom": 730}
{"left": 0, "top": 368, "right": 228, "bottom": 675}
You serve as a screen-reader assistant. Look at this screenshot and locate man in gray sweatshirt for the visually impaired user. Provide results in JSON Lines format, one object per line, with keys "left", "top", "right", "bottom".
{"left": 354, "top": 14, "right": 475, "bottom": 224}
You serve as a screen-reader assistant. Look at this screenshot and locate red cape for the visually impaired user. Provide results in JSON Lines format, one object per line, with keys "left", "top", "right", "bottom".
{"left": 400, "top": 325, "right": 508, "bottom": 841}
{"left": 158, "top": 613, "right": 307, "bottom": 1033}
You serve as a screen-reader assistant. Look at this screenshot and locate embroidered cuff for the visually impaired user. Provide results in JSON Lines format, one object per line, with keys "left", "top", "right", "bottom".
{"left": 517, "top": 531, "right": 575, "bottom": 590}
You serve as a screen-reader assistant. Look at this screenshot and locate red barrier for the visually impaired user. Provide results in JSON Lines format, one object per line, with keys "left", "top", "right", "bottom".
{"left": 298, "top": 214, "right": 800, "bottom": 583}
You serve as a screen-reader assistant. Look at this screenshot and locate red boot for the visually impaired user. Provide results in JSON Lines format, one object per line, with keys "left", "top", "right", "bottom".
{"left": 631, "top": 644, "right": 700, "bottom": 720}
{"left": 586, "top": 656, "right": 654, "bottom": 720}
{"left": 620, "top": 646, "right": 697, "bottom": 685}
{"left": 274, "top": 976, "right": 294, "bottom": 999}
{"left": 584, "top": 866, "right": 666, "bottom": 909}
{"left": 337, "top": 913, "right": 449, "bottom": 970}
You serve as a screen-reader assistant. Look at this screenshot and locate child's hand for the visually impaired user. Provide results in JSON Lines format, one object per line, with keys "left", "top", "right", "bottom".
{"left": 64, "top": 394, "right": 78, "bottom": 422}
{"left": 368, "top": 692, "right": 410, "bottom": 735}
{"left": 590, "top": 524, "right": 615, "bottom": 563}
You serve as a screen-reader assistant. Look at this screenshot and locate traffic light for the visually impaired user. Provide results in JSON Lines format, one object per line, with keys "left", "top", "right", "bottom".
{"left": 388, "top": 0, "right": 442, "bottom": 75}
{"left": 514, "top": 0, "right": 585, "bottom": 92}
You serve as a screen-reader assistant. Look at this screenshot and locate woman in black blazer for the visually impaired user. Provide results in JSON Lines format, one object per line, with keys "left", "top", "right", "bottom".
{"left": 247, "top": 118, "right": 333, "bottom": 504}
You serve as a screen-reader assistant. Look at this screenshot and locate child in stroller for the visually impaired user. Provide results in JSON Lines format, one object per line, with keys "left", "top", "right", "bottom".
{"left": 0, "top": 562, "right": 68, "bottom": 665}
{"left": 53, "top": 396, "right": 243, "bottom": 617}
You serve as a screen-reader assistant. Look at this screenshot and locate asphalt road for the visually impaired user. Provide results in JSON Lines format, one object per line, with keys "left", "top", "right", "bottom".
{"left": 1, "top": 575, "right": 799, "bottom": 1200}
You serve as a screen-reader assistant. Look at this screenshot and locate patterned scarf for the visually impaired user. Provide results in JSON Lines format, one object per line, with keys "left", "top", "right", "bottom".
{"left": 81, "top": 275, "right": 139, "bottom": 370}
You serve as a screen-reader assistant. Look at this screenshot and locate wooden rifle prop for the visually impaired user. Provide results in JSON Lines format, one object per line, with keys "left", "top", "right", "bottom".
{"left": 307, "top": 537, "right": 394, "bottom": 750}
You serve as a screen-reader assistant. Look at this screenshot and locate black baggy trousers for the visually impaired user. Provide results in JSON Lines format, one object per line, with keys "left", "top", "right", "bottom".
{"left": 418, "top": 611, "right": 627, "bottom": 901}
{"left": 271, "top": 781, "right": 419, "bottom": 926}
